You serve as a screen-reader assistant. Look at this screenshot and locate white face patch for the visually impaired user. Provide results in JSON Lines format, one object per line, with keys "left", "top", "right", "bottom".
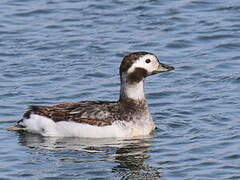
{"left": 127, "top": 54, "right": 160, "bottom": 75}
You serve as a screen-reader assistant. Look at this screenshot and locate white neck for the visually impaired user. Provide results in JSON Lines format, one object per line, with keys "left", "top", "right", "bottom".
{"left": 119, "top": 74, "right": 145, "bottom": 101}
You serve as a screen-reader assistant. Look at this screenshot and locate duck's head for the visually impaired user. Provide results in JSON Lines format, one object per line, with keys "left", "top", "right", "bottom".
{"left": 120, "top": 52, "right": 174, "bottom": 83}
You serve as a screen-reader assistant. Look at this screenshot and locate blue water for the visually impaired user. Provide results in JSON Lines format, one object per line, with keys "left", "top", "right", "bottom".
{"left": 0, "top": 0, "right": 240, "bottom": 179}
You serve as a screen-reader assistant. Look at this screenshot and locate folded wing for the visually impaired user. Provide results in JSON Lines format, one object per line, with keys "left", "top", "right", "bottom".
{"left": 23, "top": 101, "right": 119, "bottom": 126}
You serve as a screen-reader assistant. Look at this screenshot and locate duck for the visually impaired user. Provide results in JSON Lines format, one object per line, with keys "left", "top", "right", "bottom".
{"left": 7, "top": 52, "right": 174, "bottom": 138}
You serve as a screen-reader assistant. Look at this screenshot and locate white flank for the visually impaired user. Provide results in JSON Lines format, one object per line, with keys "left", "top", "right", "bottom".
{"left": 22, "top": 114, "right": 155, "bottom": 138}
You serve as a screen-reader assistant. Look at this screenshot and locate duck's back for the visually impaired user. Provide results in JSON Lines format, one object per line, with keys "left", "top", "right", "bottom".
{"left": 23, "top": 101, "right": 120, "bottom": 126}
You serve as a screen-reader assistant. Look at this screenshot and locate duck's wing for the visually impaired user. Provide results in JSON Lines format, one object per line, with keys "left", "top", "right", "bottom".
{"left": 22, "top": 101, "right": 119, "bottom": 126}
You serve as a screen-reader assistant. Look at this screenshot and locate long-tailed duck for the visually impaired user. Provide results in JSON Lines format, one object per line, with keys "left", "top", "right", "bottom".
{"left": 7, "top": 52, "right": 174, "bottom": 138}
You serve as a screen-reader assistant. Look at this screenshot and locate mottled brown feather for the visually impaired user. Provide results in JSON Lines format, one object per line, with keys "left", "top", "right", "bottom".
{"left": 22, "top": 99, "right": 147, "bottom": 127}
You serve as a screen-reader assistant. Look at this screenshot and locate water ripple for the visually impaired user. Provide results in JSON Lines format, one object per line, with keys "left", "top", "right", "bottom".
{"left": 0, "top": 0, "right": 240, "bottom": 179}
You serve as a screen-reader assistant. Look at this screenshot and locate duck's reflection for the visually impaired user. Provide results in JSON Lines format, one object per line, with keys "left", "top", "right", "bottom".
{"left": 18, "top": 132, "right": 161, "bottom": 179}
{"left": 113, "top": 139, "right": 161, "bottom": 179}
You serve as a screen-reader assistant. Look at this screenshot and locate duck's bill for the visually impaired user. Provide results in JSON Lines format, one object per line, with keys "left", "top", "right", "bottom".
{"left": 6, "top": 125, "right": 25, "bottom": 131}
{"left": 153, "top": 63, "right": 175, "bottom": 74}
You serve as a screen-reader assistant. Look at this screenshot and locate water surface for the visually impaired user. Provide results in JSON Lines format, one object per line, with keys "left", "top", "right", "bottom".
{"left": 0, "top": 0, "right": 240, "bottom": 179}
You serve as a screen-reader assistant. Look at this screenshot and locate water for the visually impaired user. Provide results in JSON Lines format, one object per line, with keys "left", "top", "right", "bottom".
{"left": 0, "top": 0, "right": 239, "bottom": 179}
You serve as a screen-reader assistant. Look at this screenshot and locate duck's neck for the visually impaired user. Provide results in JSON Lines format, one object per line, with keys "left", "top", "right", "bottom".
{"left": 119, "top": 74, "right": 146, "bottom": 102}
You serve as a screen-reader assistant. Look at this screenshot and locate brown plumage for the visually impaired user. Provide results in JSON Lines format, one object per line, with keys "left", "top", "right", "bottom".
{"left": 22, "top": 99, "right": 147, "bottom": 127}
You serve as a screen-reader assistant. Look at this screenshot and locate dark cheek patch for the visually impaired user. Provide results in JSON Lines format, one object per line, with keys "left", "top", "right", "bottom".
{"left": 128, "top": 68, "right": 148, "bottom": 83}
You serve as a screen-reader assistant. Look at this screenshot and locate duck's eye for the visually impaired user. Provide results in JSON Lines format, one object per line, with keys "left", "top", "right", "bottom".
{"left": 145, "top": 59, "right": 151, "bottom": 63}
